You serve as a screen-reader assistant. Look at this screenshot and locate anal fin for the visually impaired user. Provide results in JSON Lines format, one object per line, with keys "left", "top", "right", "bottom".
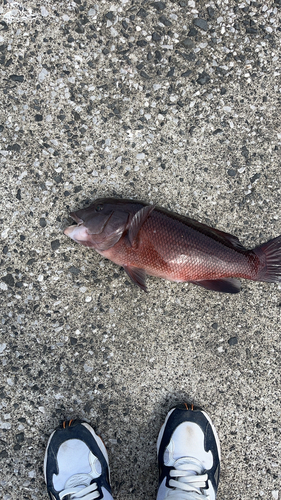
{"left": 123, "top": 265, "right": 147, "bottom": 292}
{"left": 190, "top": 278, "right": 241, "bottom": 294}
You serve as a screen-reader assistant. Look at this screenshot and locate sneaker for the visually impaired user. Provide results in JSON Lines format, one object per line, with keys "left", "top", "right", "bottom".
{"left": 156, "top": 403, "right": 221, "bottom": 500}
{"left": 44, "top": 419, "right": 113, "bottom": 500}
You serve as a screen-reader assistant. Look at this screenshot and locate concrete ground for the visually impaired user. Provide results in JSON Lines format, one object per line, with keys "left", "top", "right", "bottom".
{"left": 0, "top": 0, "right": 281, "bottom": 499}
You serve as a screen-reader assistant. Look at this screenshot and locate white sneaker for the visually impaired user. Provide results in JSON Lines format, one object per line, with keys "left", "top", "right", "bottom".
{"left": 156, "top": 404, "right": 221, "bottom": 500}
{"left": 44, "top": 419, "right": 113, "bottom": 500}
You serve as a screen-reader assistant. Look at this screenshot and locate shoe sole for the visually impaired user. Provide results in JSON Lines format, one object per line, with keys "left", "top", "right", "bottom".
{"left": 157, "top": 405, "right": 221, "bottom": 461}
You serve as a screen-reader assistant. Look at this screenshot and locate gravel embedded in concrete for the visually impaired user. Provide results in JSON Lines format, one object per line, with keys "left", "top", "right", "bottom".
{"left": 0, "top": 1, "right": 281, "bottom": 499}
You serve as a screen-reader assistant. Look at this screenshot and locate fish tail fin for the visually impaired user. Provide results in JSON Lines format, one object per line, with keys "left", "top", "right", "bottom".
{"left": 254, "top": 235, "right": 281, "bottom": 283}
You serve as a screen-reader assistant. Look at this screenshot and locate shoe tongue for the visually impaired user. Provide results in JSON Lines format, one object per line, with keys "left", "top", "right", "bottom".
{"left": 174, "top": 457, "right": 202, "bottom": 476}
{"left": 65, "top": 473, "right": 91, "bottom": 489}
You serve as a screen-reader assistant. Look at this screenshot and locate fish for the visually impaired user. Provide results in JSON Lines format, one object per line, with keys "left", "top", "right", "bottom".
{"left": 64, "top": 197, "right": 281, "bottom": 294}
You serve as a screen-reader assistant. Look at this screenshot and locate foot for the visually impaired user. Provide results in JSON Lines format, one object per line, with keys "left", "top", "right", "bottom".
{"left": 156, "top": 403, "right": 220, "bottom": 500}
{"left": 44, "top": 419, "right": 113, "bottom": 500}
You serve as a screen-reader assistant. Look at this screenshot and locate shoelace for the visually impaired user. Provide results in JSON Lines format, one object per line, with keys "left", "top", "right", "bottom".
{"left": 59, "top": 474, "right": 101, "bottom": 500}
{"left": 165, "top": 457, "right": 210, "bottom": 500}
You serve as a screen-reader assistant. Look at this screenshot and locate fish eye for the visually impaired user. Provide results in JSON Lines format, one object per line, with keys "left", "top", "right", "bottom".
{"left": 95, "top": 204, "right": 103, "bottom": 212}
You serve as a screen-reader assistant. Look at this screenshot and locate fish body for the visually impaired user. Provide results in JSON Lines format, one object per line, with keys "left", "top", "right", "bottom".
{"left": 64, "top": 198, "right": 281, "bottom": 293}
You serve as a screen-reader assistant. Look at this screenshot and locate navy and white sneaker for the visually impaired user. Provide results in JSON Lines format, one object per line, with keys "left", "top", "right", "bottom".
{"left": 44, "top": 419, "right": 113, "bottom": 500}
{"left": 157, "top": 404, "right": 221, "bottom": 500}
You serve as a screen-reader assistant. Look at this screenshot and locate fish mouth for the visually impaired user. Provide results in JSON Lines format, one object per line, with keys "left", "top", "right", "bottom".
{"left": 63, "top": 212, "right": 84, "bottom": 236}
{"left": 64, "top": 224, "right": 77, "bottom": 236}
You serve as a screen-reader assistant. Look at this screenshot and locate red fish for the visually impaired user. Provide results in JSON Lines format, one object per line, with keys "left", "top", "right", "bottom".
{"left": 64, "top": 198, "right": 281, "bottom": 294}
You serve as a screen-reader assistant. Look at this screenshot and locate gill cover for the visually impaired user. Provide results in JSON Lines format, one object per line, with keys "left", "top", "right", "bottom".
{"left": 70, "top": 202, "right": 129, "bottom": 251}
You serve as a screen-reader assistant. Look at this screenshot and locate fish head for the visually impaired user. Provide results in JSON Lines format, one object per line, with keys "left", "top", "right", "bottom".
{"left": 64, "top": 198, "right": 135, "bottom": 251}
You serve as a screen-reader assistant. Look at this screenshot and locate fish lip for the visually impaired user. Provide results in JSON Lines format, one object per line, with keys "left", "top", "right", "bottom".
{"left": 64, "top": 224, "right": 79, "bottom": 236}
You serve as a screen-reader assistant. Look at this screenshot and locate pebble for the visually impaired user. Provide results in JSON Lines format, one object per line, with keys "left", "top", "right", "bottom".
{"left": 137, "top": 40, "right": 147, "bottom": 47}
{"left": 0, "top": 343, "right": 7, "bottom": 353}
{"left": 8, "top": 144, "right": 21, "bottom": 152}
{"left": 140, "top": 70, "right": 150, "bottom": 79}
{"left": 159, "top": 15, "right": 172, "bottom": 27}
{"left": 51, "top": 240, "right": 60, "bottom": 251}
{"left": 152, "top": 2, "right": 166, "bottom": 11}
{"left": 84, "top": 362, "right": 93, "bottom": 373}
{"left": 193, "top": 18, "right": 208, "bottom": 31}
{"left": 227, "top": 169, "right": 237, "bottom": 177}
{"left": 69, "top": 266, "right": 80, "bottom": 275}
{"left": 155, "top": 50, "right": 162, "bottom": 61}
{"left": 2, "top": 274, "right": 14, "bottom": 287}
{"left": 181, "top": 38, "right": 195, "bottom": 49}
{"left": 152, "top": 32, "right": 162, "bottom": 42}
{"left": 181, "top": 70, "right": 192, "bottom": 77}
{"left": 137, "top": 8, "right": 148, "bottom": 18}
{"left": 207, "top": 7, "right": 215, "bottom": 18}
{"left": 247, "top": 27, "right": 258, "bottom": 35}
{"left": 38, "top": 68, "right": 48, "bottom": 82}
{"left": 188, "top": 27, "right": 198, "bottom": 37}
{"left": 197, "top": 72, "right": 210, "bottom": 85}
{"left": 9, "top": 75, "right": 24, "bottom": 82}
{"left": 41, "top": 7, "right": 49, "bottom": 17}
{"left": 250, "top": 173, "right": 261, "bottom": 183}
{"left": 16, "top": 432, "right": 25, "bottom": 443}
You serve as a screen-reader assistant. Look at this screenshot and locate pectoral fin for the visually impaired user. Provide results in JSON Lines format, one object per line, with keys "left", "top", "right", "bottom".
{"left": 128, "top": 204, "right": 155, "bottom": 248}
{"left": 123, "top": 265, "right": 147, "bottom": 292}
{"left": 190, "top": 278, "right": 241, "bottom": 294}
{"left": 95, "top": 229, "right": 125, "bottom": 251}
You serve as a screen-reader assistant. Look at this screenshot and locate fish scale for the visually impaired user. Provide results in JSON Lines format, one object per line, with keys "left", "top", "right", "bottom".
{"left": 64, "top": 198, "right": 281, "bottom": 294}
{"left": 107, "top": 209, "right": 256, "bottom": 282}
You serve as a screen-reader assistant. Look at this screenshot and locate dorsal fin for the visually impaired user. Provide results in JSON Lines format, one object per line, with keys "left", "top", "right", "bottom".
{"left": 191, "top": 222, "right": 246, "bottom": 251}
{"left": 157, "top": 207, "right": 246, "bottom": 251}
